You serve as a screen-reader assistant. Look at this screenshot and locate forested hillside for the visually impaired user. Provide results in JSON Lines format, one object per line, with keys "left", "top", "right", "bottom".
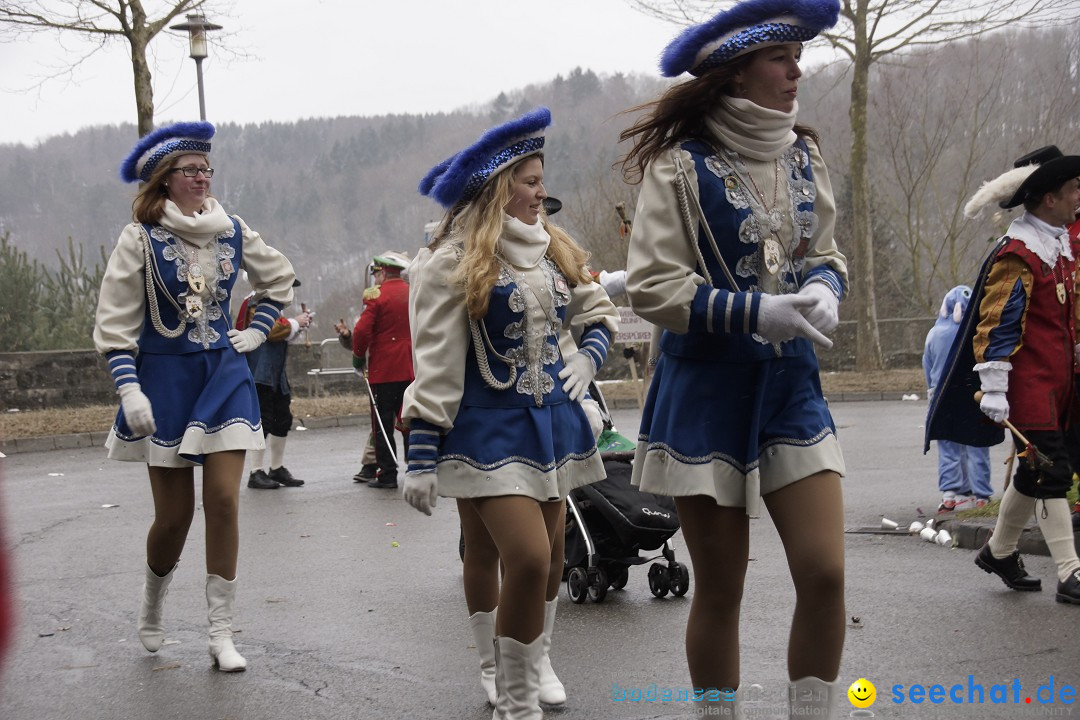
{"left": 2, "top": 23, "right": 1078, "bottom": 348}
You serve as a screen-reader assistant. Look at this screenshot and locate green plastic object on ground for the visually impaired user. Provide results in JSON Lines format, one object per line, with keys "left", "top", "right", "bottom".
{"left": 596, "top": 428, "right": 635, "bottom": 454}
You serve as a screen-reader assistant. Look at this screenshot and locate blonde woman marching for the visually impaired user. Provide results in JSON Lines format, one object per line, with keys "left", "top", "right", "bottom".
{"left": 402, "top": 108, "right": 619, "bottom": 719}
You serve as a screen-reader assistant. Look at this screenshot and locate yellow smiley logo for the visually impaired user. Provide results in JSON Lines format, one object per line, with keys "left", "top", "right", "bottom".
{"left": 848, "top": 678, "right": 877, "bottom": 708}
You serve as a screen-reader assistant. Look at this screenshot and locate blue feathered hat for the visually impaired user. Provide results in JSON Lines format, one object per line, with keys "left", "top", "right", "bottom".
{"left": 417, "top": 153, "right": 456, "bottom": 197}
{"left": 660, "top": 0, "right": 840, "bottom": 78}
{"left": 423, "top": 107, "right": 551, "bottom": 208}
{"left": 119, "top": 121, "right": 215, "bottom": 183}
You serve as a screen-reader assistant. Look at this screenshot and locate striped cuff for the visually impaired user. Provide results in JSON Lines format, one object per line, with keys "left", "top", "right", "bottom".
{"left": 803, "top": 266, "right": 845, "bottom": 300}
{"left": 579, "top": 324, "right": 611, "bottom": 371}
{"left": 106, "top": 350, "right": 139, "bottom": 390}
{"left": 689, "top": 285, "right": 761, "bottom": 335}
{"left": 407, "top": 419, "right": 442, "bottom": 474}
{"left": 247, "top": 300, "right": 285, "bottom": 337}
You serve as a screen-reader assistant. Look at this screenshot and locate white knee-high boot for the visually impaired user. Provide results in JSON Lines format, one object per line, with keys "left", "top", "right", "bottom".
{"left": 492, "top": 635, "right": 543, "bottom": 720}
{"left": 538, "top": 598, "right": 566, "bottom": 704}
{"left": 469, "top": 608, "right": 498, "bottom": 705}
{"left": 789, "top": 677, "right": 839, "bottom": 719}
{"left": 138, "top": 562, "right": 177, "bottom": 652}
{"left": 206, "top": 574, "right": 247, "bottom": 672}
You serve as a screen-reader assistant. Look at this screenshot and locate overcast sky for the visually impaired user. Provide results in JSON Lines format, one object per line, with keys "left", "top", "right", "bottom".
{"left": 0, "top": 0, "right": 685, "bottom": 146}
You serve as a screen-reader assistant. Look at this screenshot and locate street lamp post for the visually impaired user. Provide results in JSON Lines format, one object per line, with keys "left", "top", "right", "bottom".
{"left": 170, "top": 13, "right": 223, "bottom": 121}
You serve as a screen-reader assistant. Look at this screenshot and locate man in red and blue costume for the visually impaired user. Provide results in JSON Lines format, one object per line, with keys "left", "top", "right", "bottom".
{"left": 928, "top": 145, "right": 1080, "bottom": 605}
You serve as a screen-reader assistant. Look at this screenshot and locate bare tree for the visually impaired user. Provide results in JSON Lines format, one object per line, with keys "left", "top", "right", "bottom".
{"left": 627, "top": 0, "right": 1080, "bottom": 370}
{"left": 0, "top": 0, "right": 213, "bottom": 137}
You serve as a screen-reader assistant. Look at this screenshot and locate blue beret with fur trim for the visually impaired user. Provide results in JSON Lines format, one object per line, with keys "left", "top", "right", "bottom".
{"left": 660, "top": 0, "right": 840, "bottom": 77}
{"left": 425, "top": 108, "right": 550, "bottom": 209}
{"left": 418, "top": 153, "right": 456, "bottom": 197}
{"left": 119, "top": 121, "right": 215, "bottom": 183}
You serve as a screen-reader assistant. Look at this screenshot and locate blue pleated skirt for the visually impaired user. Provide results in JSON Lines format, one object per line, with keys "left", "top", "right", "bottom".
{"left": 105, "top": 348, "right": 264, "bottom": 467}
{"left": 436, "top": 399, "right": 605, "bottom": 502}
{"left": 631, "top": 351, "right": 845, "bottom": 516}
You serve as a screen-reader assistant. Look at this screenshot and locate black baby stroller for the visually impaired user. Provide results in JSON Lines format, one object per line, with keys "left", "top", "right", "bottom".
{"left": 562, "top": 384, "right": 689, "bottom": 604}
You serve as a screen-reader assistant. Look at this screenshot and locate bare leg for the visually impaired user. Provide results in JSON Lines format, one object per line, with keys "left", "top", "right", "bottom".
{"left": 201, "top": 450, "right": 244, "bottom": 580}
{"left": 146, "top": 466, "right": 196, "bottom": 575}
{"left": 460, "top": 499, "right": 500, "bottom": 613}
{"left": 472, "top": 496, "right": 561, "bottom": 642}
{"left": 763, "top": 470, "right": 845, "bottom": 681}
{"left": 674, "top": 495, "right": 749, "bottom": 692}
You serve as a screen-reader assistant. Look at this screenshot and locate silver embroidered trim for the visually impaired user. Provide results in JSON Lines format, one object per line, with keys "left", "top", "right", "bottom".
{"left": 639, "top": 427, "right": 835, "bottom": 471}
{"left": 439, "top": 445, "right": 598, "bottom": 473}
{"left": 147, "top": 226, "right": 234, "bottom": 348}
{"left": 112, "top": 416, "right": 260, "bottom": 443}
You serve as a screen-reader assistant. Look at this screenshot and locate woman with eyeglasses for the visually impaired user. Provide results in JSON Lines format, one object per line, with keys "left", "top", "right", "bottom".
{"left": 94, "top": 121, "right": 296, "bottom": 672}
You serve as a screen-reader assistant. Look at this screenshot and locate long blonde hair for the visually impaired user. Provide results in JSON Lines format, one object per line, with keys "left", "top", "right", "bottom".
{"left": 448, "top": 156, "right": 592, "bottom": 319}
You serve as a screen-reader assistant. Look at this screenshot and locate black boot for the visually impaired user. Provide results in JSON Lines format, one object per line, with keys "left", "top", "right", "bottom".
{"left": 368, "top": 474, "right": 398, "bottom": 489}
{"left": 975, "top": 545, "right": 1042, "bottom": 591}
{"left": 353, "top": 464, "right": 379, "bottom": 483}
{"left": 268, "top": 466, "right": 305, "bottom": 487}
{"left": 1057, "top": 569, "right": 1080, "bottom": 605}
{"left": 247, "top": 470, "right": 280, "bottom": 489}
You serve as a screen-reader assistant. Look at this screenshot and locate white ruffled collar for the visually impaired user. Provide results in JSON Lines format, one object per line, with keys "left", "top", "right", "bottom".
{"left": 1008, "top": 212, "right": 1073, "bottom": 266}
{"left": 704, "top": 96, "right": 798, "bottom": 161}
{"left": 497, "top": 215, "right": 550, "bottom": 268}
{"left": 159, "top": 198, "right": 233, "bottom": 247}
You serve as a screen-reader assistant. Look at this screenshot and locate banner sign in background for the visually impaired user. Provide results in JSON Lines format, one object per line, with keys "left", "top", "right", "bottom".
{"left": 615, "top": 307, "right": 652, "bottom": 344}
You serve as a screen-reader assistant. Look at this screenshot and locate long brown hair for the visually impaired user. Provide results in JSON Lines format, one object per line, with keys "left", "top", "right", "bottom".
{"left": 619, "top": 49, "right": 819, "bottom": 184}
{"left": 131, "top": 154, "right": 212, "bottom": 224}
{"left": 447, "top": 156, "right": 592, "bottom": 319}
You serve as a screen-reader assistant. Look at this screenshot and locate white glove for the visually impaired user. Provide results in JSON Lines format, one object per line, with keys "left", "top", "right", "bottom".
{"left": 558, "top": 352, "right": 597, "bottom": 402}
{"left": 756, "top": 294, "right": 832, "bottom": 349}
{"left": 402, "top": 471, "right": 438, "bottom": 516}
{"left": 979, "top": 392, "right": 1009, "bottom": 423}
{"left": 227, "top": 328, "right": 267, "bottom": 354}
{"left": 598, "top": 269, "right": 627, "bottom": 297}
{"left": 977, "top": 365, "right": 1010, "bottom": 423}
{"left": 118, "top": 383, "right": 156, "bottom": 437}
{"left": 581, "top": 397, "right": 604, "bottom": 440}
{"left": 797, "top": 282, "right": 839, "bottom": 335}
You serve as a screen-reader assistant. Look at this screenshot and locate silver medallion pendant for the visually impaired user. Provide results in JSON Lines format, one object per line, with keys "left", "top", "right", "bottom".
{"left": 187, "top": 262, "right": 206, "bottom": 294}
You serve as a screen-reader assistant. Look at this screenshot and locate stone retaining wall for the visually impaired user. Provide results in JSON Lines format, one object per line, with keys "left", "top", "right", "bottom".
{"left": 0, "top": 317, "right": 934, "bottom": 411}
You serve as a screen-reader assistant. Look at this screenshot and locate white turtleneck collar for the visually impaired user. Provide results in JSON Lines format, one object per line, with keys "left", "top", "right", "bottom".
{"left": 1008, "top": 212, "right": 1073, "bottom": 267}
{"left": 704, "top": 95, "right": 799, "bottom": 161}
{"left": 159, "top": 197, "right": 233, "bottom": 247}
{"left": 498, "top": 214, "right": 550, "bottom": 268}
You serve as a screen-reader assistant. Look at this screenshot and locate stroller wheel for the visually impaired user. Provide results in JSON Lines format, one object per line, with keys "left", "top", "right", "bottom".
{"left": 566, "top": 566, "right": 589, "bottom": 604}
{"left": 648, "top": 563, "right": 671, "bottom": 598}
{"left": 609, "top": 566, "right": 629, "bottom": 591}
{"left": 588, "top": 567, "right": 609, "bottom": 603}
{"left": 670, "top": 562, "right": 690, "bottom": 597}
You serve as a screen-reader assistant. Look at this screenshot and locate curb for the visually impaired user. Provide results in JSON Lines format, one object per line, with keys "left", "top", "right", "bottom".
{"left": 928, "top": 518, "right": 1080, "bottom": 557}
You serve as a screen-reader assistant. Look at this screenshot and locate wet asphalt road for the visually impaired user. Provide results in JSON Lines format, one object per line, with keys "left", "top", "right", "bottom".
{"left": 1, "top": 400, "right": 1076, "bottom": 719}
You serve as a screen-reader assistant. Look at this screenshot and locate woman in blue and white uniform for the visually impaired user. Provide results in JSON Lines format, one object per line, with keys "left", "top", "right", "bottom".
{"left": 621, "top": 1, "right": 848, "bottom": 716}
{"left": 401, "top": 108, "right": 618, "bottom": 719}
{"left": 94, "top": 121, "right": 295, "bottom": 672}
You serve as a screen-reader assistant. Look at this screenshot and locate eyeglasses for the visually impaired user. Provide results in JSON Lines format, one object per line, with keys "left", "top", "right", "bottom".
{"left": 171, "top": 167, "right": 215, "bottom": 178}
